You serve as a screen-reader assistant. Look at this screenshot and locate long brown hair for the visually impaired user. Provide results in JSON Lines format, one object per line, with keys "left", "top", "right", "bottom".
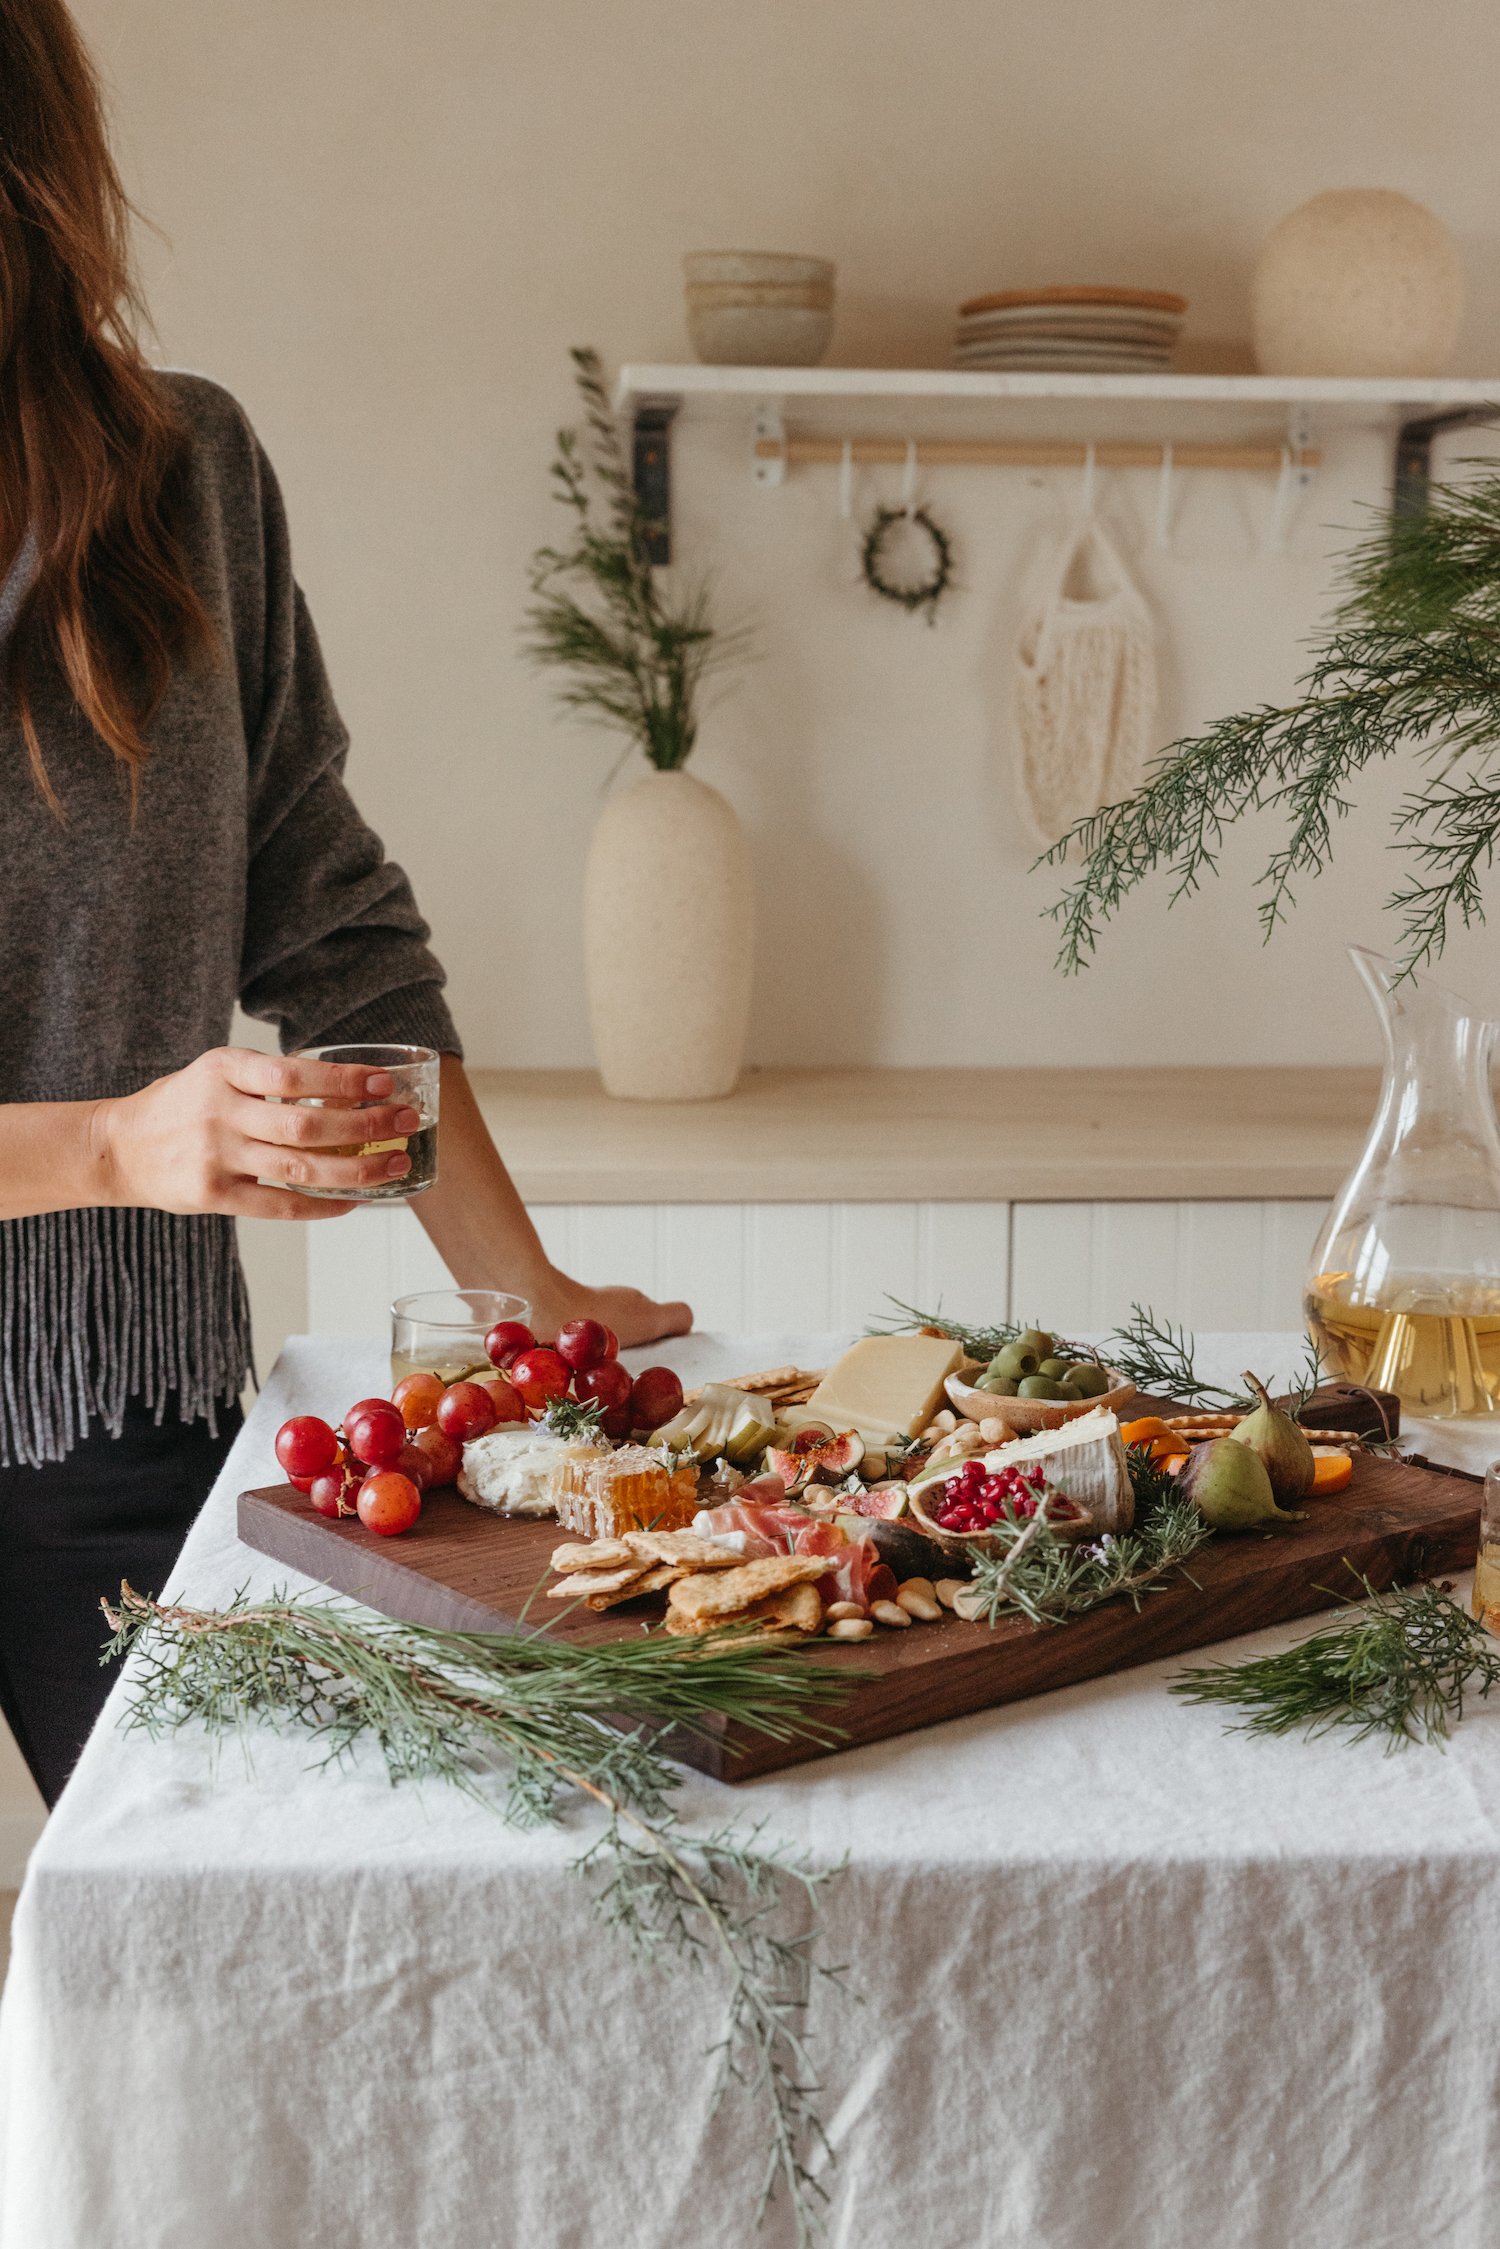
{"left": 0, "top": 0, "right": 213, "bottom": 808}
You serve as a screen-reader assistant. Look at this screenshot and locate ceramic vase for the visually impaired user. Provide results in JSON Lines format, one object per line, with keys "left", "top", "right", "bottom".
{"left": 1251, "top": 189, "right": 1463, "bottom": 378}
{"left": 583, "top": 768, "right": 753, "bottom": 1100}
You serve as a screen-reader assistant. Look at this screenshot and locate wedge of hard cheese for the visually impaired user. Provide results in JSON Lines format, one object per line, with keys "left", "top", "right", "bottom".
{"left": 782, "top": 1334, "right": 964, "bottom": 1447}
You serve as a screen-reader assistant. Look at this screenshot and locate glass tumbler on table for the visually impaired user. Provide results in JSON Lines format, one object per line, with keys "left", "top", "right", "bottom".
{"left": 391, "top": 1289, "right": 533, "bottom": 1388}
{"left": 284, "top": 1043, "right": 441, "bottom": 1201}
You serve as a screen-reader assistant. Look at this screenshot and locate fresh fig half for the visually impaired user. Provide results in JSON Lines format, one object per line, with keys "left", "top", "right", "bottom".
{"left": 763, "top": 1447, "right": 807, "bottom": 1492}
{"left": 840, "top": 1481, "right": 908, "bottom": 1519}
{"left": 804, "top": 1431, "right": 865, "bottom": 1479}
{"left": 787, "top": 1424, "right": 835, "bottom": 1454}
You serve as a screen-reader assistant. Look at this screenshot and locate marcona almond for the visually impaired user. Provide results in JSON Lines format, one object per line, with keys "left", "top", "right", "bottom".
{"left": 825, "top": 1600, "right": 865, "bottom": 1622}
{"left": 896, "top": 1585, "right": 942, "bottom": 1622}
{"left": 933, "top": 1579, "right": 966, "bottom": 1610}
{"left": 827, "top": 1617, "right": 874, "bottom": 1641}
{"left": 871, "top": 1599, "right": 911, "bottom": 1628}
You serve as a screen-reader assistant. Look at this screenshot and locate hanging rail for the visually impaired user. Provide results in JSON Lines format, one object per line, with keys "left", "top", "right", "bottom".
{"left": 752, "top": 436, "right": 1319, "bottom": 473}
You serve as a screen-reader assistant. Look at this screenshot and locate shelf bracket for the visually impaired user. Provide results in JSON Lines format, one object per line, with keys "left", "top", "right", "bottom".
{"left": 752, "top": 402, "right": 786, "bottom": 487}
{"left": 1393, "top": 403, "right": 1500, "bottom": 517}
{"left": 1288, "top": 404, "right": 1318, "bottom": 488}
{"left": 630, "top": 397, "right": 678, "bottom": 565}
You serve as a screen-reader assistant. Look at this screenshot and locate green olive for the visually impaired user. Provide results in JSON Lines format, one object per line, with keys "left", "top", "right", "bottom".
{"left": 1015, "top": 1329, "right": 1054, "bottom": 1361}
{"left": 1067, "top": 1362, "right": 1111, "bottom": 1398}
{"left": 977, "top": 1372, "right": 1019, "bottom": 1396}
{"left": 1017, "top": 1374, "right": 1070, "bottom": 1400}
{"left": 991, "top": 1343, "right": 1038, "bottom": 1381}
{"left": 1038, "top": 1357, "right": 1074, "bottom": 1381}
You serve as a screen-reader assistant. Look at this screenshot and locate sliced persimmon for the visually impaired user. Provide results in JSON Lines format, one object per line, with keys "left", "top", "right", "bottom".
{"left": 1121, "top": 1416, "right": 1173, "bottom": 1448}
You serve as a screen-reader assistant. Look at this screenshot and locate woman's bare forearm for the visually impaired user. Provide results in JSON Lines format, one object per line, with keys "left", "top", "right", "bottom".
{"left": 0, "top": 1099, "right": 115, "bottom": 1219}
{"left": 414, "top": 1058, "right": 692, "bottom": 1348}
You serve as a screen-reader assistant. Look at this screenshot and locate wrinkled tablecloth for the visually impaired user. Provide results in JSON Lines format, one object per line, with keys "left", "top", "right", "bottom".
{"left": 2, "top": 1332, "right": 1498, "bottom": 2249}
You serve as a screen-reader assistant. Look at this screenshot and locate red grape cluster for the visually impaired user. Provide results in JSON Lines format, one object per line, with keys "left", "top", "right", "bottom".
{"left": 273, "top": 1319, "right": 686, "bottom": 1539}
{"left": 931, "top": 1459, "right": 1047, "bottom": 1533}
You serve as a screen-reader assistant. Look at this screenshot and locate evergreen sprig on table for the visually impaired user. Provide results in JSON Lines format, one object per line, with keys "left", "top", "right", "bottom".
{"left": 1172, "top": 1575, "right": 1500, "bottom": 1748}
{"left": 1043, "top": 455, "right": 1500, "bottom": 972}
{"left": 103, "top": 1584, "right": 855, "bottom": 2246}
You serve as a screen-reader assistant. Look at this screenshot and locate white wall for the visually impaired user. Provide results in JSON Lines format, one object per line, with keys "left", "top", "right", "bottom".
{"left": 73, "top": 0, "right": 1500, "bottom": 1080}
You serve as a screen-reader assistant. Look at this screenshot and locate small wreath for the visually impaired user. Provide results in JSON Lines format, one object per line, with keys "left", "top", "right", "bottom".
{"left": 860, "top": 504, "right": 955, "bottom": 623}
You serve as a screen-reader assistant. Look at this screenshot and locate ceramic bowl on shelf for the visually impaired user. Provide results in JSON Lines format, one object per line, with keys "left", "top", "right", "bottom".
{"left": 944, "top": 1365, "right": 1135, "bottom": 1433}
{"left": 686, "top": 301, "right": 834, "bottom": 366}
{"left": 684, "top": 250, "right": 835, "bottom": 289}
{"left": 682, "top": 250, "right": 836, "bottom": 366}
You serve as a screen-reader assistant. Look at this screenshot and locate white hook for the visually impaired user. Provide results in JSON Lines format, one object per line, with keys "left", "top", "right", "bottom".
{"left": 1080, "top": 441, "right": 1097, "bottom": 519}
{"left": 838, "top": 438, "right": 853, "bottom": 522}
{"left": 1266, "top": 444, "right": 1296, "bottom": 557}
{"left": 900, "top": 438, "right": 919, "bottom": 516}
{"left": 1154, "top": 442, "right": 1174, "bottom": 553}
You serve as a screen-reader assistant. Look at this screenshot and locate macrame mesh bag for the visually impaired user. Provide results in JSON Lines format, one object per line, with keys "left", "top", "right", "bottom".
{"left": 1013, "top": 515, "right": 1157, "bottom": 848}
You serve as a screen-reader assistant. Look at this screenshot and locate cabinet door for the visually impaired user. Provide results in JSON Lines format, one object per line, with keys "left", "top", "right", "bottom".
{"left": 1008, "top": 1201, "right": 1325, "bottom": 1332}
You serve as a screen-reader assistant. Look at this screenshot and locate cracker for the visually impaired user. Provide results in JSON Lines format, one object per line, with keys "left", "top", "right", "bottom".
{"left": 667, "top": 1555, "right": 828, "bottom": 1621}
{"left": 549, "top": 1538, "right": 637, "bottom": 1574}
{"left": 662, "top": 1582, "right": 821, "bottom": 1638}
{"left": 584, "top": 1562, "right": 683, "bottom": 1611}
{"left": 546, "top": 1563, "right": 650, "bottom": 1602}
{"left": 621, "top": 1530, "right": 745, "bottom": 1568}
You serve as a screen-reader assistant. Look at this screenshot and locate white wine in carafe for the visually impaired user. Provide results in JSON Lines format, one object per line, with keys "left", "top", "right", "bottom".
{"left": 1305, "top": 1276, "right": 1500, "bottom": 1418}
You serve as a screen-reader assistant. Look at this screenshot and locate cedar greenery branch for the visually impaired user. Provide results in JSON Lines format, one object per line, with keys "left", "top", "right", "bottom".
{"left": 103, "top": 1583, "right": 855, "bottom": 2247}
{"left": 523, "top": 347, "right": 751, "bottom": 773}
{"left": 1042, "top": 455, "right": 1500, "bottom": 972}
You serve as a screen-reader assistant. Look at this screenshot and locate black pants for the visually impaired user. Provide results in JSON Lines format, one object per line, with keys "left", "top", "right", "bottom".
{"left": 0, "top": 1399, "right": 242, "bottom": 1807}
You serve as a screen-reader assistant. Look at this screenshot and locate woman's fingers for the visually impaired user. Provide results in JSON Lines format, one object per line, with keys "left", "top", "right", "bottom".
{"left": 218, "top": 1047, "right": 396, "bottom": 1105}
{"left": 252, "top": 1144, "right": 412, "bottom": 1195}
{"left": 232, "top": 1092, "right": 420, "bottom": 1152}
{"left": 225, "top": 1183, "right": 361, "bottom": 1221}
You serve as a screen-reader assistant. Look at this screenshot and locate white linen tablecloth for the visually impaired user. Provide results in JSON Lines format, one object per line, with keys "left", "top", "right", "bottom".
{"left": 2, "top": 1332, "right": 1499, "bottom": 2249}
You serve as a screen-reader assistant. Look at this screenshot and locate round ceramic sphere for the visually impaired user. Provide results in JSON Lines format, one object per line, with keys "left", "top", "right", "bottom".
{"left": 1251, "top": 189, "right": 1463, "bottom": 378}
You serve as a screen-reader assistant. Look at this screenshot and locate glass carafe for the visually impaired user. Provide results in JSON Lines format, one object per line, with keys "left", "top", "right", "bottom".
{"left": 1305, "top": 946, "right": 1500, "bottom": 1419}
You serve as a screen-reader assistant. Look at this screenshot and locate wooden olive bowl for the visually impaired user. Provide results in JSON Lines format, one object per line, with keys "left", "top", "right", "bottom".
{"left": 944, "top": 1364, "right": 1135, "bottom": 1435}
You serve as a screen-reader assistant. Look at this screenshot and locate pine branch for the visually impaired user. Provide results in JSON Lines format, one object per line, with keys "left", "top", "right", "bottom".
{"left": 1042, "top": 453, "right": 1500, "bottom": 971}
{"left": 1172, "top": 1574, "right": 1500, "bottom": 1748}
{"left": 103, "top": 1584, "right": 854, "bottom": 2243}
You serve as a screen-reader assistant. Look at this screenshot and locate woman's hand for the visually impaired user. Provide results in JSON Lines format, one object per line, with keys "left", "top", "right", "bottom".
{"left": 525, "top": 1272, "right": 693, "bottom": 1352}
{"left": 95, "top": 1048, "right": 423, "bottom": 1219}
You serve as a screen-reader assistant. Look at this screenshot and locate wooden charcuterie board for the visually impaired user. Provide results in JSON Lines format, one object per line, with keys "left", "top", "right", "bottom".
{"left": 237, "top": 1443, "right": 1482, "bottom": 1783}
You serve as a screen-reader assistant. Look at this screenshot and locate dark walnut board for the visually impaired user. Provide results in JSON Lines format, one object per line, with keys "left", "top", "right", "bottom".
{"left": 238, "top": 1442, "right": 1482, "bottom": 1783}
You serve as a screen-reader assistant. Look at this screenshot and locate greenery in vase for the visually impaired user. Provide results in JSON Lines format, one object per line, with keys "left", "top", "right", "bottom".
{"left": 1044, "top": 459, "right": 1500, "bottom": 971}
{"left": 523, "top": 347, "right": 749, "bottom": 772}
{"left": 105, "top": 1584, "right": 854, "bottom": 2246}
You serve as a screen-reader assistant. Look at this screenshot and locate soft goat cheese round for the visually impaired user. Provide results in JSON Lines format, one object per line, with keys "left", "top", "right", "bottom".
{"left": 457, "top": 1425, "right": 586, "bottom": 1517}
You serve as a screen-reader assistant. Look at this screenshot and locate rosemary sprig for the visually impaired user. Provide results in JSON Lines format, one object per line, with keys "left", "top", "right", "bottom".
{"left": 103, "top": 1585, "right": 854, "bottom": 2243}
{"left": 960, "top": 1450, "right": 1212, "bottom": 1630}
{"left": 1171, "top": 1574, "right": 1500, "bottom": 1748}
{"left": 539, "top": 1393, "right": 607, "bottom": 1441}
{"left": 867, "top": 1299, "right": 1020, "bottom": 1362}
{"left": 1102, "top": 1304, "right": 1246, "bottom": 1408}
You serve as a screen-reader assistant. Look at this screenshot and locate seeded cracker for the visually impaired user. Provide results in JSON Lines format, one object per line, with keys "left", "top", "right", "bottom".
{"left": 668, "top": 1555, "right": 829, "bottom": 1622}
{"left": 620, "top": 1531, "right": 745, "bottom": 1568}
{"left": 549, "top": 1539, "right": 637, "bottom": 1574}
{"left": 546, "top": 1564, "right": 650, "bottom": 1602}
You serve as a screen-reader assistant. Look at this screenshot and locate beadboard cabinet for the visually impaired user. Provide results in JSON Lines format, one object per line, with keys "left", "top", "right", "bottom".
{"left": 279, "top": 1069, "right": 1365, "bottom": 1357}
{"left": 306, "top": 1195, "right": 1326, "bottom": 1340}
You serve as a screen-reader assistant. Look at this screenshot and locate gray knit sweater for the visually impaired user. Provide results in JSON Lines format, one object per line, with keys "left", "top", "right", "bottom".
{"left": 0, "top": 372, "right": 459, "bottom": 1465}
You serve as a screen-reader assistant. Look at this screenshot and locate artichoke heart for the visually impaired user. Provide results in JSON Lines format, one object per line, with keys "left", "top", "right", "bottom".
{"left": 656, "top": 1384, "right": 778, "bottom": 1465}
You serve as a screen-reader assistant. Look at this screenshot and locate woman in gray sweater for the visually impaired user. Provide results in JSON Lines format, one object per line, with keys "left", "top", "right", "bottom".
{"left": 0, "top": 0, "right": 688, "bottom": 1801}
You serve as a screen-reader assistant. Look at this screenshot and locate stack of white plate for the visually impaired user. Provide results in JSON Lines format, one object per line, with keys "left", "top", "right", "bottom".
{"left": 684, "top": 251, "right": 836, "bottom": 366}
{"left": 953, "top": 287, "right": 1186, "bottom": 372}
